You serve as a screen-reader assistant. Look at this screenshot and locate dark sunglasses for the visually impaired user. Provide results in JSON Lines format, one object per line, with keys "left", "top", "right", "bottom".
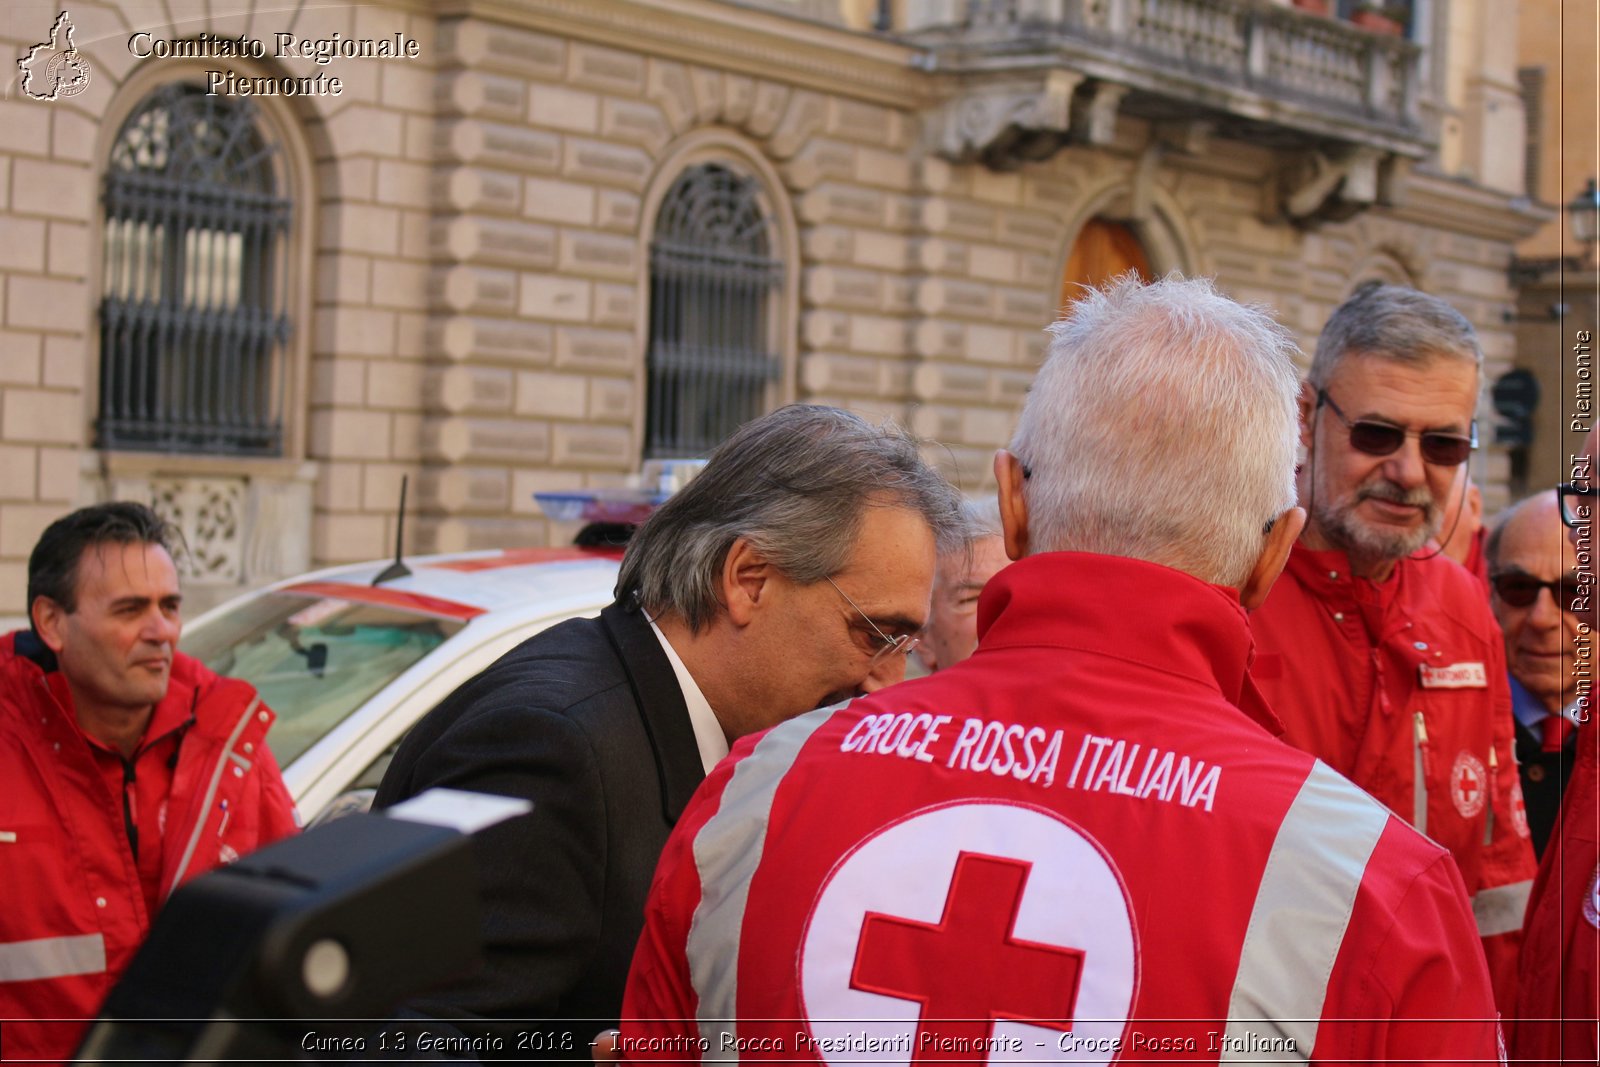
{"left": 1490, "top": 571, "right": 1580, "bottom": 611}
{"left": 1558, "top": 481, "right": 1595, "bottom": 529}
{"left": 1316, "top": 390, "right": 1477, "bottom": 467}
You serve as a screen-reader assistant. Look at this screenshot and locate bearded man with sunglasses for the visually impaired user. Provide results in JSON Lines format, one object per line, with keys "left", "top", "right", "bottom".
{"left": 1249, "top": 283, "right": 1536, "bottom": 1010}
{"left": 1487, "top": 491, "right": 1583, "bottom": 857}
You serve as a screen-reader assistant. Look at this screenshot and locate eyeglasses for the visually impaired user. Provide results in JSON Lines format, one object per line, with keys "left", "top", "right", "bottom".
{"left": 1316, "top": 390, "right": 1477, "bottom": 467}
{"left": 1490, "top": 571, "right": 1581, "bottom": 612}
{"left": 1558, "top": 482, "right": 1595, "bottom": 529}
{"left": 824, "top": 575, "right": 920, "bottom": 666}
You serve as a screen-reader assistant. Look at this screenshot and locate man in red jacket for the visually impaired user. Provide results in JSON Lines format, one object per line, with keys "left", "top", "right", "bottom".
{"left": 1248, "top": 283, "right": 1536, "bottom": 1008}
{"left": 0, "top": 502, "right": 299, "bottom": 1063}
{"left": 619, "top": 275, "right": 1500, "bottom": 1064}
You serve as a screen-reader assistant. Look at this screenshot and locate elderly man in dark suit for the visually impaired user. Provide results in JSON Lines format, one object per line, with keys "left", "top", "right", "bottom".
{"left": 374, "top": 404, "right": 962, "bottom": 1056}
{"left": 1487, "top": 489, "right": 1584, "bottom": 856}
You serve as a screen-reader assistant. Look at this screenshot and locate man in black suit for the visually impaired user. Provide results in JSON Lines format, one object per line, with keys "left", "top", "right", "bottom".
{"left": 374, "top": 405, "right": 962, "bottom": 1055}
{"left": 1488, "top": 489, "right": 1582, "bottom": 856}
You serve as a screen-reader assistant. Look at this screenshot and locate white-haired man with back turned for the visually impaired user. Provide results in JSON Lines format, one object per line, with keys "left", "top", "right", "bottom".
{"left": 617, "top": 275, "right": 1498, "bottom": 1064}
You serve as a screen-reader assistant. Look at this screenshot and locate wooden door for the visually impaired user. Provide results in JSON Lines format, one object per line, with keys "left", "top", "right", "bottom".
{"left": 1059, "top": 219, "right": 1152, "bottom": 314}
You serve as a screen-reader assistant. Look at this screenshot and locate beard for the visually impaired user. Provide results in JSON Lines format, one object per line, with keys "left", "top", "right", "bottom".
{"left": 1314, "top": 477, "right": 1442, "bottom": 564}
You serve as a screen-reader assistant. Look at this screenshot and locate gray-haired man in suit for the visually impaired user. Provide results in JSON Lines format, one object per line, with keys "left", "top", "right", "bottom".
{"left": 376, "top": 404, "right": 963, "bottom": 1055}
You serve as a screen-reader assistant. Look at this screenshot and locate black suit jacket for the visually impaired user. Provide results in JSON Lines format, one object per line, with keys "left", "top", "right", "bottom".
{"left": 1513, "top": 714, "right": 1575, "bottom": 859}
{"left": 374, "top": 599, "right": 705, "bottom": 1054}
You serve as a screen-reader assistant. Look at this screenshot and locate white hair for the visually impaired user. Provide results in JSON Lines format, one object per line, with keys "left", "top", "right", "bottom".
{"left": 935, "top": 497, "right": 1004, "bottom": 576}
{"left": 1009, "top": 273, "right": 1301, "bottom": 587}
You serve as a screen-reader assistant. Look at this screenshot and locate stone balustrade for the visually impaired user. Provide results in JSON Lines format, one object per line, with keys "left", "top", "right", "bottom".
{"left": 906, "top": 0, "right": 1423, "bottom": 156}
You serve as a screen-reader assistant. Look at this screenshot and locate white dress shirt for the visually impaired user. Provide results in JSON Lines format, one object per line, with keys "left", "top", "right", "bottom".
{"left": 648, "top": 617, "right": 729, "bottom": 775}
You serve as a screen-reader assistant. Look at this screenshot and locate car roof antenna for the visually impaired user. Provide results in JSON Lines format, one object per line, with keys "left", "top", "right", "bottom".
{"left": 372, "top": 475, "right": 413, "bottom": 586}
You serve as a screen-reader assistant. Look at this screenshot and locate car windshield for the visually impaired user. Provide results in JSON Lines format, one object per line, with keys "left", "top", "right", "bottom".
{"left": 182, "top": 592, "right": 465, "bottom": 767}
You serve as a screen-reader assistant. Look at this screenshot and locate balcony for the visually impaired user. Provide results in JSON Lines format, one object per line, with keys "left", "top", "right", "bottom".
{"left": 906, "top": 0, "right": 1426, "bottom": 179}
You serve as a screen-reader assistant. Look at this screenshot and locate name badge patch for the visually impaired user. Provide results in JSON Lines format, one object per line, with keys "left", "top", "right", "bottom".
{"left": 1419, "top": 662, "right": 1488, "bottom": 689}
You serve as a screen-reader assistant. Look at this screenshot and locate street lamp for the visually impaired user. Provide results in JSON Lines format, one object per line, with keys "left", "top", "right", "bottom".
{"left": 1509, "top": 178, "right": 1600, "bottom": 287}
{"left": 1570, "top": 178, "right": 1600, "bottom": 266}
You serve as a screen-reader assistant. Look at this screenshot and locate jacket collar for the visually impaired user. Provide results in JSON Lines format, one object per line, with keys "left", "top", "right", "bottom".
{"left": 1283, "top": 541, "right": 1410, "bottom": 634}
{"left": 1284, "top": 542, "right": 1407, "bottom": 601}
{"left": 976, "top": 552, "right": 1283, "bottom": 735}
{"left": 43, "top": 654, "right": 197, "bottom": 757}
{"left": 3, "top": 631, "right": 245, "bottom": 749}
{"left": 599, "top": 598, "right": 705, "bottom": 824}
{"left": 5, "top": 629, "right": 197, "bottom": 750}
{"left": 11, "top": 628, "right": 57, "bottom": 672}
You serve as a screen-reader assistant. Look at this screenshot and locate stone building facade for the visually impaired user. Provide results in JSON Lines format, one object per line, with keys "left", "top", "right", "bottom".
{"left": 1509, "top": 0, "right": 1597, "bottom": 499}
{"left": 0, "top": 0, "right": 1542, "bottom": 612}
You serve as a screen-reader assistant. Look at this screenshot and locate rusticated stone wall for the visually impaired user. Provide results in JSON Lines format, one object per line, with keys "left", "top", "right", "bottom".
{"left": 0, "top": 0, "right": 1537, "bottom": 616}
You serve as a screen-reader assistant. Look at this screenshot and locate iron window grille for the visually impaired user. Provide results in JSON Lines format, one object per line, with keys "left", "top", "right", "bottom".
{"left": 99, "top": 83, "right": 292, "bottom": 456}
{"left": 645, "top": 163, "right": 785, "bottom": 459}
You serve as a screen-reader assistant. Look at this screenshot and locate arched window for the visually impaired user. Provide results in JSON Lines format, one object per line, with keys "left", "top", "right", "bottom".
{"left": 644, "top": 162, "right": 785, "bottom": 459}
{"left": 99, "top": 83, "right": 292, "bottom": 455}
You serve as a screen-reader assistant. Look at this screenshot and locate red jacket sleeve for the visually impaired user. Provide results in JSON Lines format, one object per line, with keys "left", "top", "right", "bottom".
{"left": 251, "top": 740, "right": 301, "bottom": 847}
{"left": 621, "top": 750, "right": 745, "bottom": 1063}
{"left": 621, "top": 857, "right": 704, "bottom": 1063}
{"left": 1317, "top": 833, "right": 1503, "bottom": 1066}
{"left": 1479, "top": 643, "right": 1538, "bottom": 1012}
{"left": 1511, "top": 725, "right": 1599, "bottom": 1066}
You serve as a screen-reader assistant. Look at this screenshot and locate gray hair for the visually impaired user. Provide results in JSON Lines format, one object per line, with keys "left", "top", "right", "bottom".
{"left": 947, "top": 497, "right": 1002, "bottom": 560}
{"left": 1309, "top": 282, "right": 1482, "bottom": 388}
{"left": 1009, "top": 272, "right": 1301, "bottom": 587}
{"left": 961, "top": 497, "right": 1003, "bottom": 540}
{"left": 618, "top": 404, "right": 964, "bottom": 630}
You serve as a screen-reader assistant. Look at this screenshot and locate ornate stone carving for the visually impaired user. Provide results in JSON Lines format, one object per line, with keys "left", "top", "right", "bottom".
{"left": 1072, "top": 82, "right": 1128, "bottom": 147}
{"left": 1276, "top": 146, "right": 1415, "bottom": 228}
{"left": 150, "top": 478, "right": 246, "bottom": 583}
{"left": 96, "top": 470, "right": 313, "bottom": 605}
{"left": 928, "top": 70, "right": 1084, "bottom": 168}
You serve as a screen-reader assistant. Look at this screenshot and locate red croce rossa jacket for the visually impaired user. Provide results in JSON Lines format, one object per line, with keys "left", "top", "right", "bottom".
{"left": 0, "top": 631, "right": 299, "bottom": 1063}
{"left": 622, "top": 554, "right": 1500, "bottom": 1065}
{"left": 1249, "top": 544, "right": 1537, "bottom": 1010}
{"left": 1511, "top": 715, "right": 1599, "bottom": 1065}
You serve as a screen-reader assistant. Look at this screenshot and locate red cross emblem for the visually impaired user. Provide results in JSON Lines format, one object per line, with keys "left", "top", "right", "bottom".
{"left": 851, "top": 852, "right": 1083, "bottom": 1063}
{"left": 1510, "top": 783, "right": 1530, "bottom": 839}
{"left": 1449, "top": 751, "right": 1487, "bottom": 818}
{"left": 800, "top": 802, "right": 1137, "bottom": 1067}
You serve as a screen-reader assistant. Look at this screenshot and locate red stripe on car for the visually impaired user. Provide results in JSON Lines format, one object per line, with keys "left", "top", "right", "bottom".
{"left": 425, "top": 547, "right": 625, "bottom": 572}
{"left": 281, "top": 582, "right": 487, "bottom": 621}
